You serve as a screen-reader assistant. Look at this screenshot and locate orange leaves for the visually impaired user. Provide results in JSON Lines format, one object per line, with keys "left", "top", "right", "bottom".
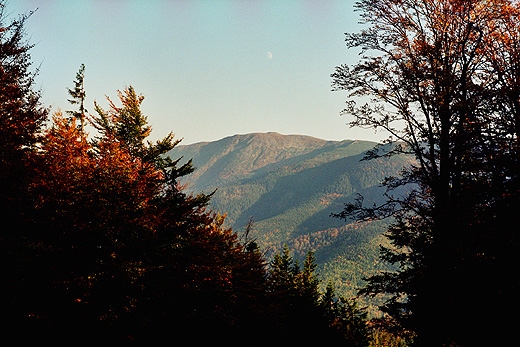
{"left": 33, "top": 107, "right": 165, "bottom": 234}
{"left": 32, "top": 112, "right": 92, "bottom": 212}
{"left": 15, "top": 81, "right": 271, "bottom": 341}
{"left": 43, "top": 112, "right": 92, "bottom": 173}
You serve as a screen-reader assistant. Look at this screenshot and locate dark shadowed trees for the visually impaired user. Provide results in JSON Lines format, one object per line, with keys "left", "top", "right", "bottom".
{"left": 332, "top": 0, "right": 520, "bottom": 346}
{"left": 0, "top": 5, "right": 47, "bottom": 229}
{"left": 266, "top": 246, "right": 370, "bottom": 346}
{"left": 0, "top": 2, "right": 48, "bottom": 335}
{"left": 21, "top": 86, "right": 272, "bottom": 344}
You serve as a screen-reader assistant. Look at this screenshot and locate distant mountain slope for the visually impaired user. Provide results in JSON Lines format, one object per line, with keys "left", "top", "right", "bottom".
{"left": 168, "top": 132, "right": 413, "bottom": 298}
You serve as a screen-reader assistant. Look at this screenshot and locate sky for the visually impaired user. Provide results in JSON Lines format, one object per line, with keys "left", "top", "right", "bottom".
{"left": 7, "top": 0, "right": 386, "bottom": 145}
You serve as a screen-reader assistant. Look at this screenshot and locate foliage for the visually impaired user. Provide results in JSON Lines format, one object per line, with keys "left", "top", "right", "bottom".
{"left": 369, "top": 328, "right": 410, "bottom": 347}
{"left": 332, "top": 0, "right": 520, "bottom": 346}
{"left": 66, "top": 63, "right": 86, "bottom": 131}
{"left": 20, "top": 83, "right": 274, "bottom": 343}
{"left": 266, "top": 246, "right": 371, "bottom": 346}
{"left": 0, "top": 39, "right": 263, "bottom": 341}
{"left": 0, "top": 2, "right": 48, "bottom": 335}
{"left": 0, "top": 3, "right": 47, "bottom": 223}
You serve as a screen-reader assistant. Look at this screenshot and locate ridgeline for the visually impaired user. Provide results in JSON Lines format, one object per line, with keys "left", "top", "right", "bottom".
{"left": 169, "top": 132, "right": 414, "bottom": 298}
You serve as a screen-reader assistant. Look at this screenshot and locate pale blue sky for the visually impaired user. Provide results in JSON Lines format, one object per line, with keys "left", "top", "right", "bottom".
{"left": 8, "top": 0, "right": 385, "bottom": 145}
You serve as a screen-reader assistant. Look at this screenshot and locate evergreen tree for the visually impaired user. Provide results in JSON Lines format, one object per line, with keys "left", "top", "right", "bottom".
{"left": 320, "top": 283, "right": 371, "bottom": 347}
{"left": 92, "top": 86, "right": 180, "bottom": 167}
{"left": 25, "top": 106, "right": 166, "bottom": 342}
{"left": 266, "top": 246, "right": 370, "bottom": 346}
{"left": 0, "top": 3, "right": 47, "bottom": 225}
{"left": 66, "top": 63, "right": 87, "bottom": 132}
{"left": 0, "top": 1, "right": 48, "bottom": 334}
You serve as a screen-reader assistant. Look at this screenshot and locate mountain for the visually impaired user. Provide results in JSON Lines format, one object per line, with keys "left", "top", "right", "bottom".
{"left": 167, "top": 132, "right": 413, "bottom": 299}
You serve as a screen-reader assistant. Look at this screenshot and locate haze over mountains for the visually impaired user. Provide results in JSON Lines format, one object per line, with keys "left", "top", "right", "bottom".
{"left": 168, "top": 132, "right": 414, "bottom": 297}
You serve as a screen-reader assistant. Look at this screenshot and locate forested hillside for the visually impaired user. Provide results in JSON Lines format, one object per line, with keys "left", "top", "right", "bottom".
{"left": 168, "top": 132, "right": 414, "bottom": 297}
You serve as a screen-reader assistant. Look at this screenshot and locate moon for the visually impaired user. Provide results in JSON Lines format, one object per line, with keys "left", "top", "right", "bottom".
{"left": 266, "top": 51, "right": 273, "bottom": 59}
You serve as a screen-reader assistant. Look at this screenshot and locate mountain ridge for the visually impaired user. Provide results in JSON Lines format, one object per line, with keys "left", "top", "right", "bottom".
{"left": 168, "top": 132, "right": 413, "bottom": 298}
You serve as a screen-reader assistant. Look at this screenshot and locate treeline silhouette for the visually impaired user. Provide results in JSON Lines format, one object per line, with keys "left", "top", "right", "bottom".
{"left": 331, "top": 0, "right": 520, "bottom": 346}
{"left": 0, "top": 4, "right": 378, "bottom": 345}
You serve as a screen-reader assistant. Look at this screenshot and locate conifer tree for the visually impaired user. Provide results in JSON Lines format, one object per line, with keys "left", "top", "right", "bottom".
{"left": 266, "top": 246, "right": 370, "bottom": 346}
{"left": 66, "top": 63, "right": 87, "bottom": 132}
{"left": 92, "top": 86, "right": 180, "bottom": 166}
{"left": 0, "top": 1, "right": 48, "bottom": 334}
{"left": 0, "top": 2, "right": 47, "bottom": 223}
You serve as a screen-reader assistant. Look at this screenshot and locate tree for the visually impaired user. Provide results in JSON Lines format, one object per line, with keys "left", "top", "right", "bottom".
{"left": 320, "top": 282, "right": 371, "bottom": 347}
{"left": 266, "top": 246, "right": 370, "bottom": 346}
{"left": 16, "top": 83, "right": 272, "bottom": 344}
{"left": 331, "top": 0, "right": 520, "bottom": 346}
{"left": 23, "top": 105, "right": 167, "bottom": 342}
{"left": 0, "top": 3, "right": 47, "bottom": 225}
{"left": 133, "top": 213, "right": 269, "bottom": 345}
{"left": 92, "top": 86, "right": 178, "bottom": 166}
{"left": 66, "top": 63, "right": 87, "bottom": 132}
{"left": 0, "top": 1, "right": 48, "bottom": 334}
